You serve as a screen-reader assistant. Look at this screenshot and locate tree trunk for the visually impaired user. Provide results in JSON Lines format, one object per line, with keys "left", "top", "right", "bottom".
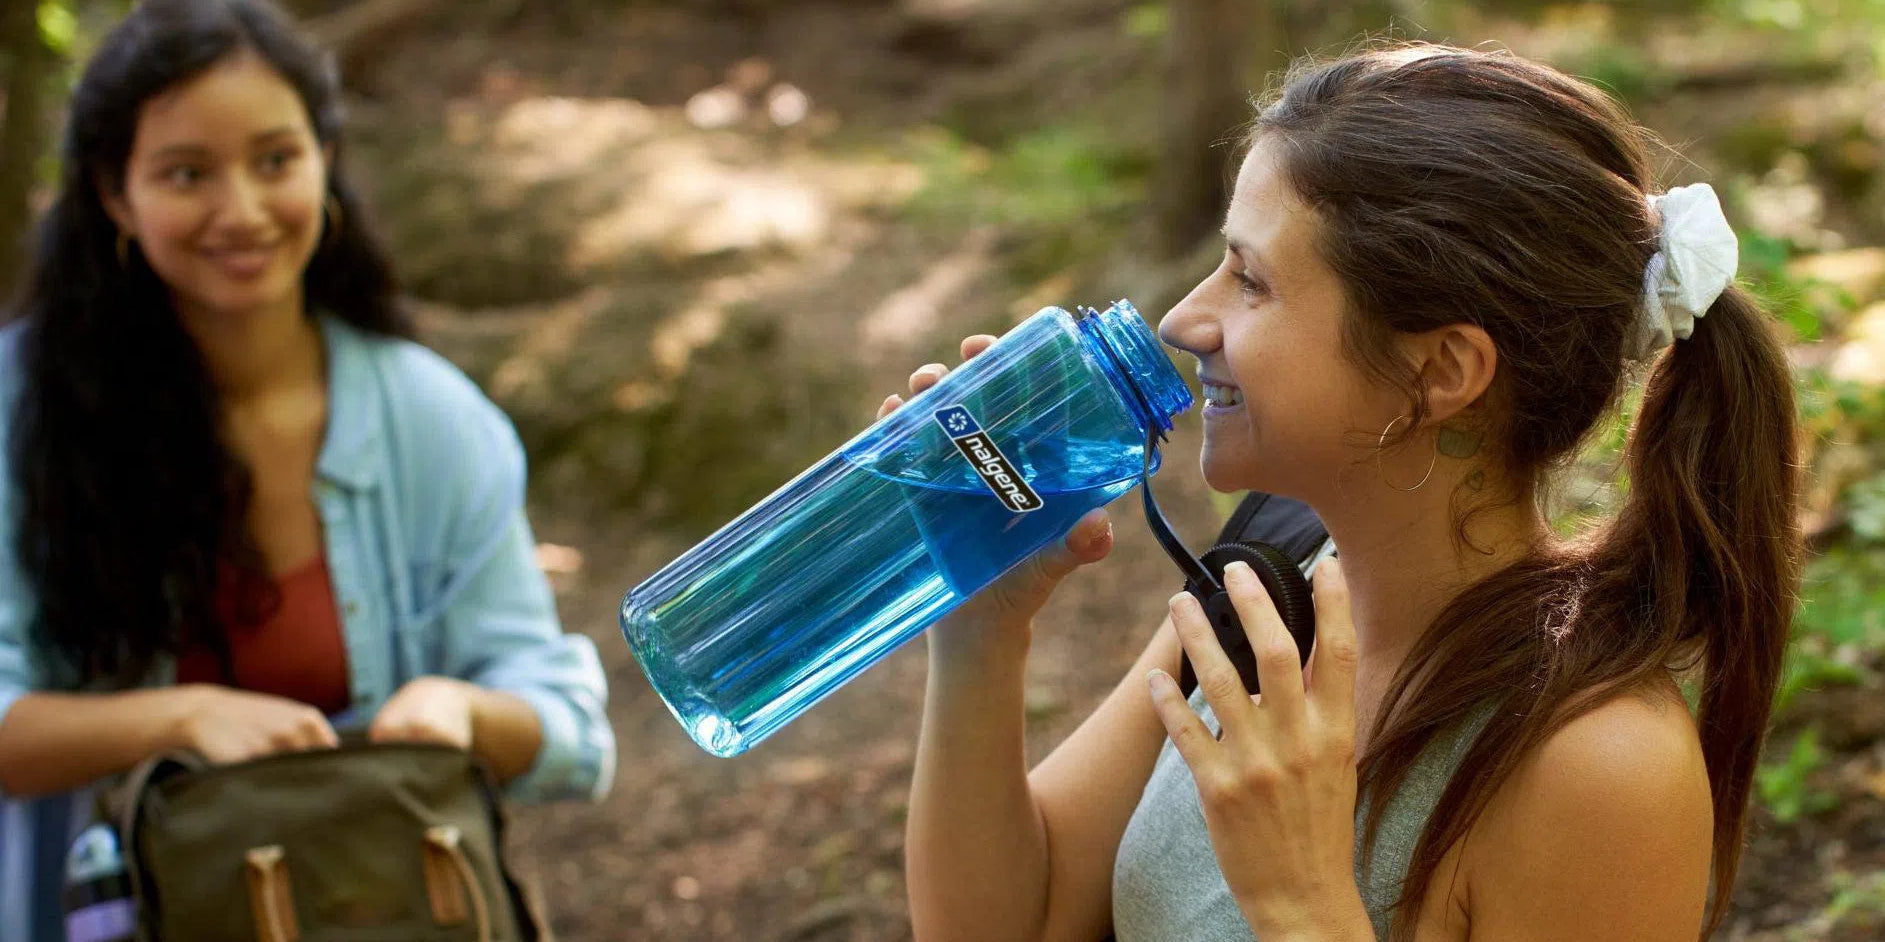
{"left": 1152, "top": 0, "right": 1276, "bottom": 261}
{"left": 0, "top": 0, "right": 56, "bottom": 302}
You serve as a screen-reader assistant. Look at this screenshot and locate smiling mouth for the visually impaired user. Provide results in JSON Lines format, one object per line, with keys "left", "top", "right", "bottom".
{"left": 1202, "top": 383, "right": 1244, "bottom": 408}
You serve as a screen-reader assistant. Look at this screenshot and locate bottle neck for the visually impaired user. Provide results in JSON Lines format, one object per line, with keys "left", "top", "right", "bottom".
{"left": 1074, "top": 300, "right": 1192, "bottom": 436}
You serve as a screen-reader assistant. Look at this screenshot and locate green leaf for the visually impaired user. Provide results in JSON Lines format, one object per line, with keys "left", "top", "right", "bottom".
{"left": 1755, "top": 726, "right": 1835, "bottom": 823}
{"left": 37, "top": 1, "right": 76, "bottom": 57}
{"left": 1123, "top": 4, "right": 1169, "bottom": 40}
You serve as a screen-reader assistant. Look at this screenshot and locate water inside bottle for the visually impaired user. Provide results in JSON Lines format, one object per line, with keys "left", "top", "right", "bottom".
{"left": 625, "top": 436, "right": 1149, "bottom": 756}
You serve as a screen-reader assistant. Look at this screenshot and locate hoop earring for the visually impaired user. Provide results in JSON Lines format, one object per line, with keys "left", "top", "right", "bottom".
{"left": 322, "top": 193, "right": 343, "bottom": 247}
{"left": 116, "top": 232, "right": 132, "bottom": 269}
{"left": 1377, "top": 414, "right": 1438, "bottom": 492}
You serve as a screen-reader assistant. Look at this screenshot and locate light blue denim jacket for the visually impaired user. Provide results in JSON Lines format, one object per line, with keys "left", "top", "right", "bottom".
{"left": 0, "top": 315, "right": 616, "bottom": 941}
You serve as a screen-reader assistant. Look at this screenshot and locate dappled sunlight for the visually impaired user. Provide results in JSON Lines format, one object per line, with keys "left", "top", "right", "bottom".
{"left": 427, "top": 92, "right": 927, "bottom": 274}
{"left": 858, "top": 226, "right": 996, "bottom": 356}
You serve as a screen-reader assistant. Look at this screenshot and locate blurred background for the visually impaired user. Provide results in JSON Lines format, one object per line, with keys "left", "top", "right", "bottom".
{"left": 3, "top": 0, "right": 1882, "bottom": 939}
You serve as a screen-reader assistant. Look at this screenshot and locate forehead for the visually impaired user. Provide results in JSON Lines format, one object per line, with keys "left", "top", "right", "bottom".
{"left": 1224, "top": 138, "right": 1319, "bottom": 268}
{"left": 133, "top": 50, "right": 312, "bottom": 152}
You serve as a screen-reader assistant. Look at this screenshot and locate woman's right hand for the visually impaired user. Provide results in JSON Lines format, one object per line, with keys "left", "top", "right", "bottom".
{"left": 878, "top": 335, "right": 1115, "bottom": 663}
{"left": 168, "top": 684, "right": 339, "bottom": 764}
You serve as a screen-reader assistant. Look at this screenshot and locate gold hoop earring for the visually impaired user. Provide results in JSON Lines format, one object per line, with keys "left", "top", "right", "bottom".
{"left": 323, "top": 193, "right": 343, "bottom": 247}
{"left": 1377, "top": 414, "right": 1438, "bottom": 492}
{"left": 115, "top": 232, "right": 132, "bottom": 269}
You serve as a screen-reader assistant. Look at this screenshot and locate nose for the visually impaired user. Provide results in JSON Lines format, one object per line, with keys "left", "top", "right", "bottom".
{"left": 1157, "top": 275, "right": 1222, "bottom": 357}
{"left": 214, "top": 172, "right": 272, "bottom": 235}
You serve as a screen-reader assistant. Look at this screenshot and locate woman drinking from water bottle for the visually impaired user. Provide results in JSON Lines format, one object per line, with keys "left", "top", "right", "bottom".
{"left": 894, "top": 43, "right": 1798, "bottom": 942}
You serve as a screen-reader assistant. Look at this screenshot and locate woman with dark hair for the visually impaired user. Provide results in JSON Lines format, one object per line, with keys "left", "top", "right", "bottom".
{"left": 897, "top": 44, "right": 1798, "bottom": 941}
{"left": 0, "top": 2, "right": 614, "bottom": 936}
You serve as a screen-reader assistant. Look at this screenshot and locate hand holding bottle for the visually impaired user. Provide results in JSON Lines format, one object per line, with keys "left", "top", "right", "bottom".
{"left": 878, "top": 333, "right": 1115, "bottom": 666}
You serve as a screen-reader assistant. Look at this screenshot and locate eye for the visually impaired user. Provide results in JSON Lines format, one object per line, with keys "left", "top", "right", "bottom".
{"left": 1230, "top": 267, "right": 1269, "bottom": 302}
{"left": 257, "top": 147, "right": 300, "bottom": 175}
{"left": 163, "top": 165, "right": 206, "bottom": 188}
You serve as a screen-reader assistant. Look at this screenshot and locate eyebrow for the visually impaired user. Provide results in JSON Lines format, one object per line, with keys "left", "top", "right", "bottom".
{"left": 147, "top": 127, "right": 302, "bottom": 161}
{"left": 1221, "top": 229, "right": 1268, "bottom": 274}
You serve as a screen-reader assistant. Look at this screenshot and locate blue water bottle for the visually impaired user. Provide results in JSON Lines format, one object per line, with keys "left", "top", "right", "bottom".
{"left": 620, "top": 299, "right": 1192, "bottom": 756}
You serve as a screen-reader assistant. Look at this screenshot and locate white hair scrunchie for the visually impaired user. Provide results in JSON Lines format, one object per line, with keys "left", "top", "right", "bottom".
{"left": 1630, "top": 182, "right": 1739, "bottom": 360}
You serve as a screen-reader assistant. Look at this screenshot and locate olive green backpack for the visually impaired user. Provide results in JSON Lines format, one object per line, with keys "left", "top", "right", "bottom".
{"left": 103, "top": 737, "right": 551, "bottom": 942}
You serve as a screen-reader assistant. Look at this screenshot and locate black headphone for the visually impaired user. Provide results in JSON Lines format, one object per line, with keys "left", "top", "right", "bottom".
{"left": 1138, "top": 427, "right": 1316, "bottom": 696}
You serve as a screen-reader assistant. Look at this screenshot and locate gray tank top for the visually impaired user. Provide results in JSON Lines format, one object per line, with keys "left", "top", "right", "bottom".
{"left": 1112, "top": 690, "right": 1494, "bottom": 940}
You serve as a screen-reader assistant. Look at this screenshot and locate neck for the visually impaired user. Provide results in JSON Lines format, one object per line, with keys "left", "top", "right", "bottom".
{"left": 176, "top": 294, "right": 323, "bottom": 402}
{"left": 1311, "top": 467, "right": 1545, "bottom": 678}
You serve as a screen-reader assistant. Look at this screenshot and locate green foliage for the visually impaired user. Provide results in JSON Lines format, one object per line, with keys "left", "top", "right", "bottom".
{"left": 36, "top": 1, "right": 76, "bottom": 56}
{"left": 1122, "top": 3, "right": 1168, "bottom": 40}
{"left": 1735, "top": 230, "right": 1864, "bottom": 342}
{"left": 908, "top": 124, "right": 1147, "bottom": 232}
{"left": 1755, "top": 725, "right": 1837, "bottom": 823}
{"left": 1794, "top": 546, "right": 1885, "bottom": 647}
{"left": 1774, "top": 637, "right": 1866, "bottom": 714}
{"left": 1568, "top": 46, "right": 1666, "bottom": 103}
{"left": 906, "top": 123, "right": 1148, "bottom": 284}
{"left": 1824, "top": 871, "right": 1885, "bottom": 931}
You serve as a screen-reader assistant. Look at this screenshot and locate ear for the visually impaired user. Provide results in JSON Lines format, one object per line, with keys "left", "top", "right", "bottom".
{"left": 95, "top": 171, "right": 135, "bottom": 238}
{"left": 1404, "top": 322, "right": 1498, "bottom": 425}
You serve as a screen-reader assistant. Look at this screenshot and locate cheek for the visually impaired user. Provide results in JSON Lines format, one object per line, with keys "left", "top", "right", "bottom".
{"left": 126, "top": 197, "right": 207, "bottom": 270}
{"left": 271, "top": 182, "right": 326, "bottom": 250}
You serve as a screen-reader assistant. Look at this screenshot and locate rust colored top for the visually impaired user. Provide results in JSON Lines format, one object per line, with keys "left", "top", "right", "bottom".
{"left": 175, "top": 556, "right": 351, "bottom": 715}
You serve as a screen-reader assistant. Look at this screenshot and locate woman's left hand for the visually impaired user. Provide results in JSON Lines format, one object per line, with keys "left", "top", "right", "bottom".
{"left": 369, "top": 676, "right": 477, "bottom": 750}
{"left": 1147, "top": 558, "right": 1374, "bottom": 940}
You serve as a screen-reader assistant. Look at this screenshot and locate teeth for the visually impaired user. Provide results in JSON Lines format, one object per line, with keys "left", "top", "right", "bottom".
{"left": 1203, "top": 384, "right": 1244, "bottom": 407}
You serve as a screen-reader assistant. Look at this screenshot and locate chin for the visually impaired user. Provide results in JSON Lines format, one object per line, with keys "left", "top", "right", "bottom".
{"left": 1197, "top": 447, "right": 1255, "bottom": 494}
{"left": 191, "top": 282, "right": 300, "bottom": 319}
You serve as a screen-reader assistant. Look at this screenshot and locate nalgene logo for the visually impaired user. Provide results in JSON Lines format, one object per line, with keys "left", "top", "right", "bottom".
{"left": 933, "top": 405, "right": 1044, "bottom": 514}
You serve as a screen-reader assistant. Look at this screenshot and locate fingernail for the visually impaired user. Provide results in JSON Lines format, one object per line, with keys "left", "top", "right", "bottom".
{"left": 1224, "top": 560, "right": 1251, "bottom": 581}
{"left": 1146, "top": 668, "right": 1175, "bottom": 696}
{"left": 1169, "top": 591, "right": 1195, "bottom": 611}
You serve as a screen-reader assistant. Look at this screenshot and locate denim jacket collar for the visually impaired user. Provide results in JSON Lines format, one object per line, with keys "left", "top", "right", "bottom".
{"left": 314, "top": 316, "right": 381, "bottom": 493}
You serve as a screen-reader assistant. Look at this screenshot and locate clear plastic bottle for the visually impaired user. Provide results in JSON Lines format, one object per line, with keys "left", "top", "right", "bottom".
{"left": 620, "top": 299, "right": 1191, "bottom": 756}
{"left": 63, "top": 822, "right": 136, "bottom": 942}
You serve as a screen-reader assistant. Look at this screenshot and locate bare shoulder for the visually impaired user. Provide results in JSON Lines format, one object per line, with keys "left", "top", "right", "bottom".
{"left": 1460, "top": 682, "right": 1715, "bottom": 941}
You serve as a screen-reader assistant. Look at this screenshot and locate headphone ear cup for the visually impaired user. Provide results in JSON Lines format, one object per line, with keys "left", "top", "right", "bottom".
{"left": 1176, "top": 541, "right": 1317, "bottom": 698}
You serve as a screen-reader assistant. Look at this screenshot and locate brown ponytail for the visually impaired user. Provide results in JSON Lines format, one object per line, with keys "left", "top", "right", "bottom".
{"left": 1255, "top": 45, "right": 1802, "bottom": 939}
{"left": 1582, "top": 284, "right": 1799, "bottom": 927}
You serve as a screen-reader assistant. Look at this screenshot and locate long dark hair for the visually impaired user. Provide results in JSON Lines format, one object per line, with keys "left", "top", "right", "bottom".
{"left": 6, "top": 0, "right": 411, "bottom": 688}
{"left": 1257, "top": 46, "right": 1799, "bottom": 938}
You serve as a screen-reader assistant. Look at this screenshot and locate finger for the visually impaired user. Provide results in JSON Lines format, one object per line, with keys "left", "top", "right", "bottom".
{"left": 988, "top": 509, "right": 1113, "bottom": 620}
{"left": 1308, "top": 557, "right": 1358, "bottom": 723}
{"left": 311, "top": 714, "right": 340, "bottom": 749}
{"left": 877, "top": 393, "right": 904, "bottom": 420}
{"left": 960, "top": 334, "right": 997, "bottom": 361}
{"left": 908, "top": 363, "right": 948, "bottom": 397}
{"left": 1167, "top": 591, "right": 1258, "bottom": 735}
{"left": 1223, "top": 560, "right": 1305, "bottom": 727}
{"left": 1146, "top": 667, "right": 1216, "bottom": 768}
{"left": 368, "top": 720, "right": 419, "bottom": 744}
{"left": 1055, "top": 508, "right": 1113, "bottom": 569}
{"left": 367, "top": 707, "right": 402, "bottom": 743}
